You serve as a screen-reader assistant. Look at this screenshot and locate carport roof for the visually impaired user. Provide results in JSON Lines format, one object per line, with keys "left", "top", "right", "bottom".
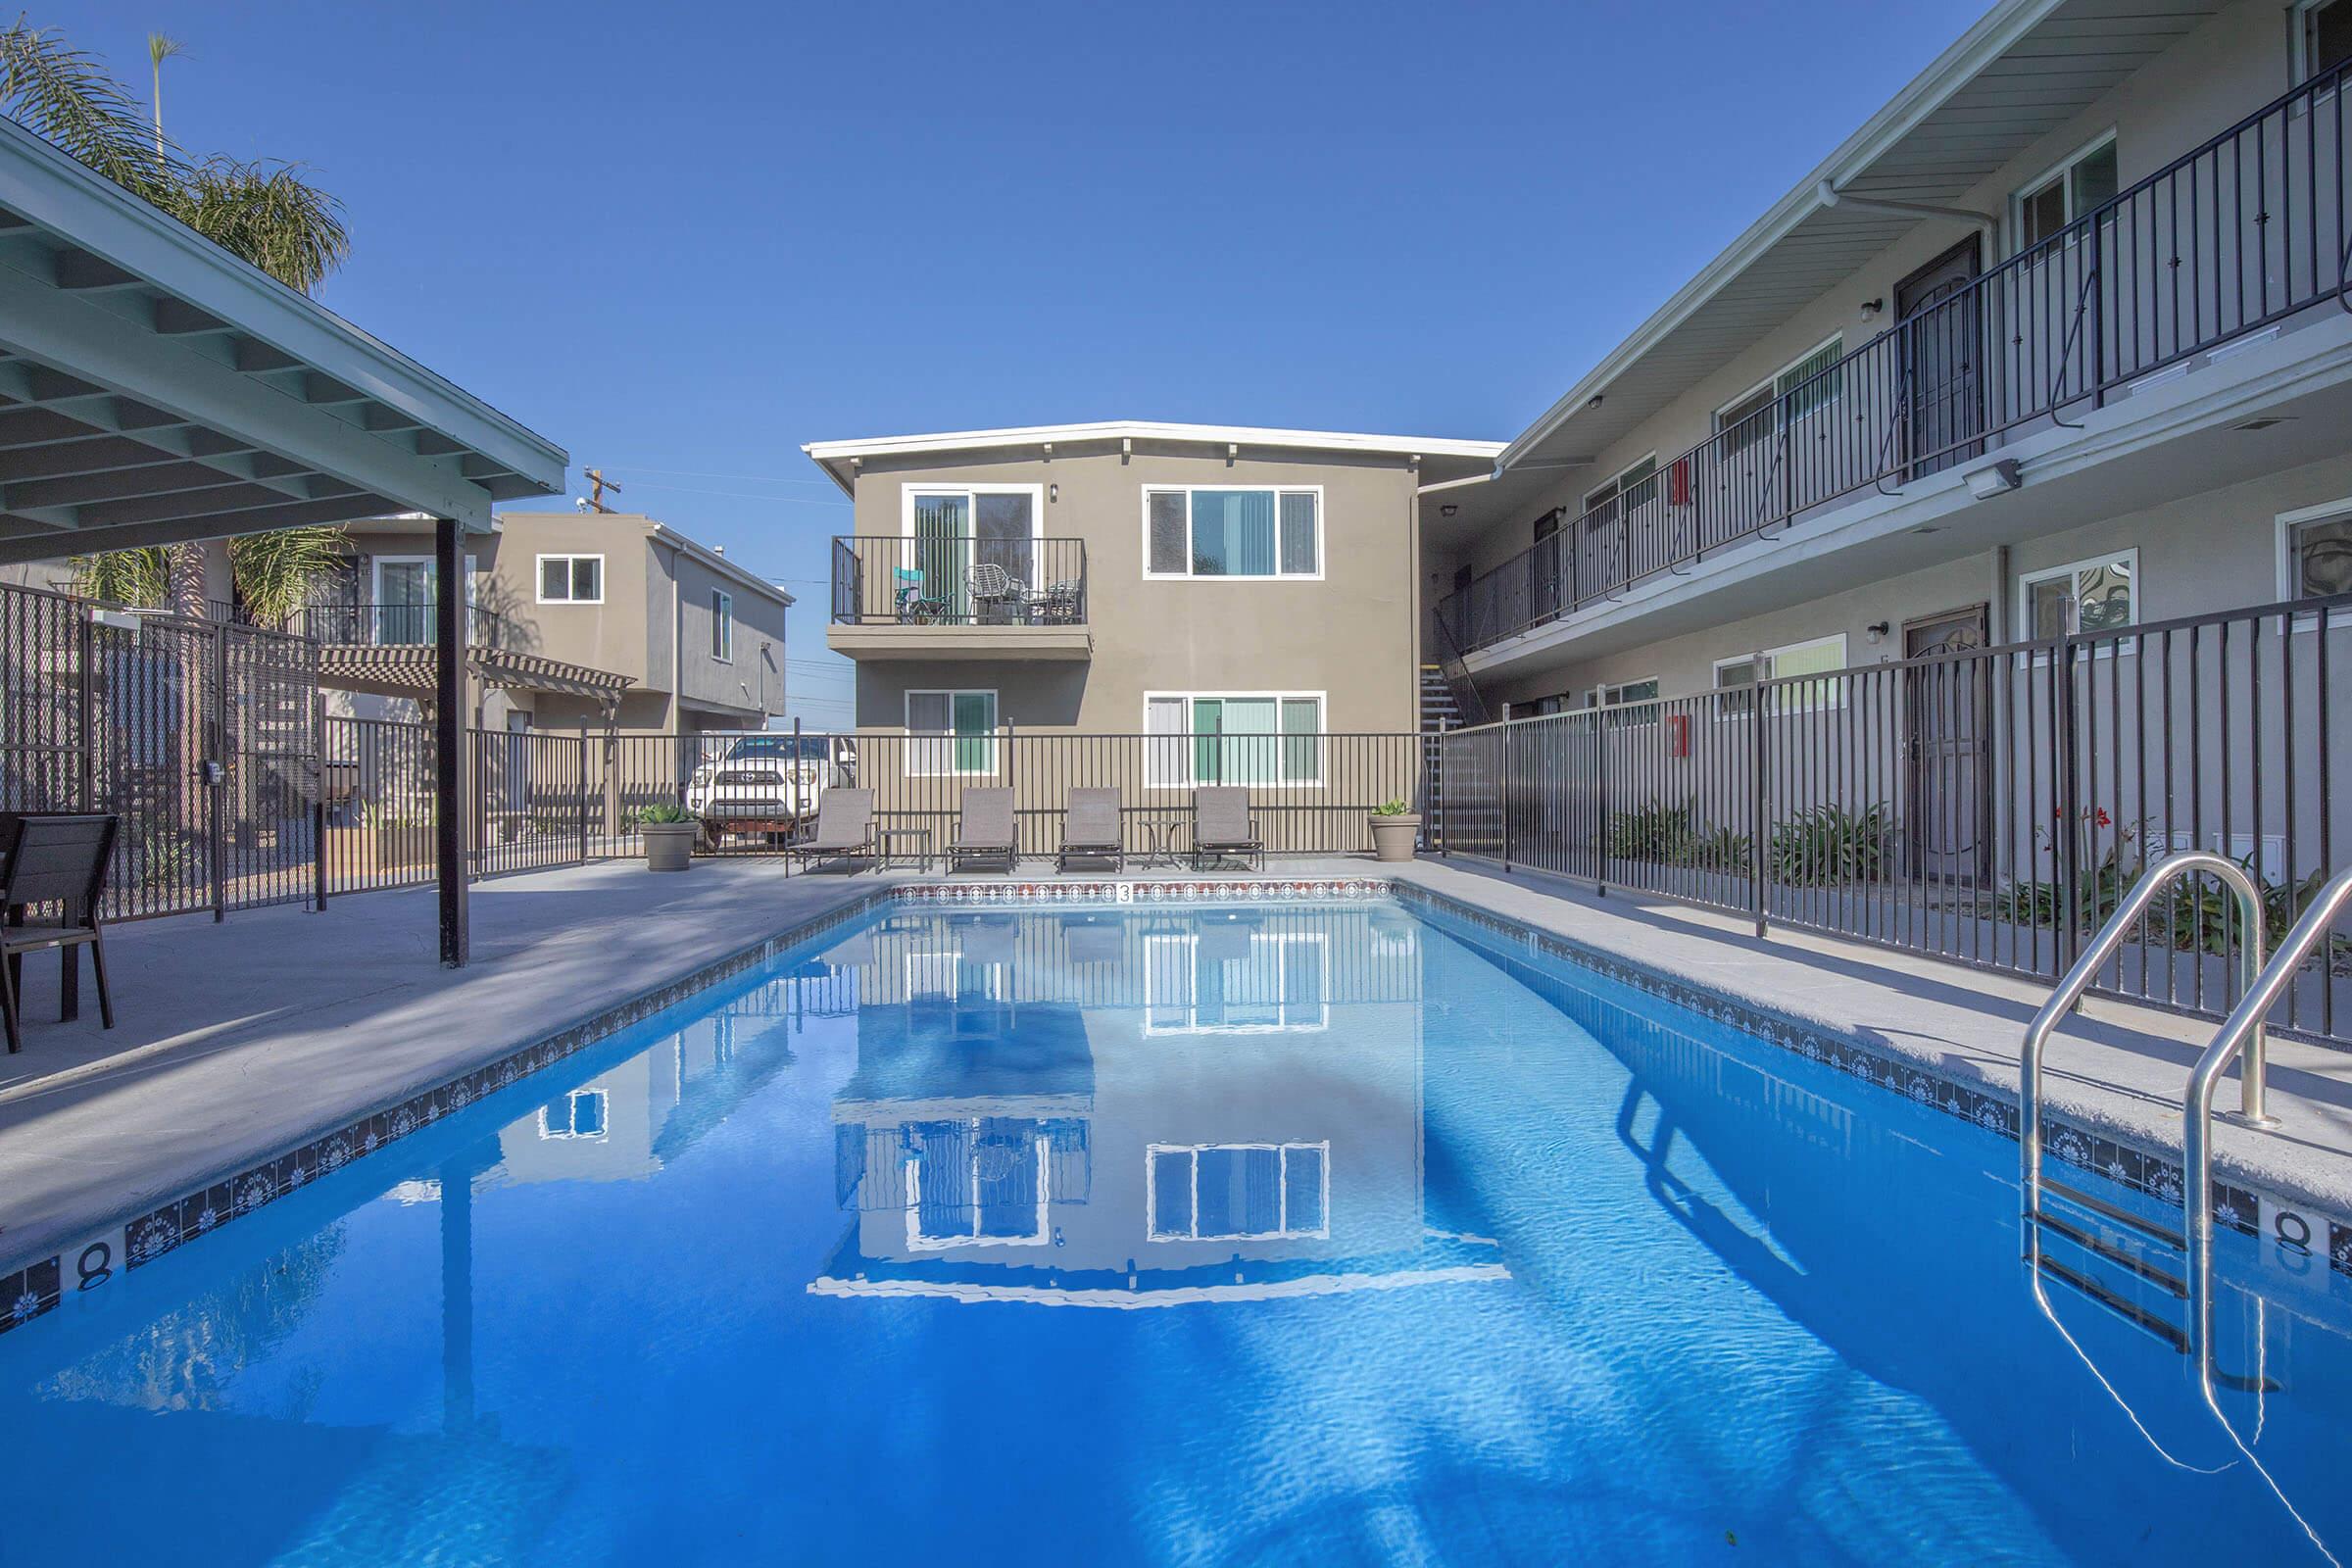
{"left": 0, "top": 114, "right": 566, "bottom": 563}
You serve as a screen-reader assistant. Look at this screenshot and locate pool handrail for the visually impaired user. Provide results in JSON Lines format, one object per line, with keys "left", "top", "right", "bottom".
{"left": 2020, "top": 851, "right": 2269, "bottom": 1227}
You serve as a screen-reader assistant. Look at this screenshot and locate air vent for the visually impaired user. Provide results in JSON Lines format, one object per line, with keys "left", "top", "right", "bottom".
{"left": 2232, "top": 416, "right": 2294, "bottom": 432}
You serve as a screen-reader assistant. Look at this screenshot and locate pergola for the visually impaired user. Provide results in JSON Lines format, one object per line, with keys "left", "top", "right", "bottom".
{"left": 0, "top": 115, "right": 569, "bottom": 965}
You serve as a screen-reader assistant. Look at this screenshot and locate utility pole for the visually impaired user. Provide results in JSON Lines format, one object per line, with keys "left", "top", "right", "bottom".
{"left": 584, "top": 468, "right": 622, "bottom": 513}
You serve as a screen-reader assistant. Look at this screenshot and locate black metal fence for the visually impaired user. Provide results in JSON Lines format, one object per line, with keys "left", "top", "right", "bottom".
{"left": 1438, "top": 61, "right": 2352, "bottom": 657}
{"left": 830, "top": 535, "right": 1089, "bottom": 626}
{"left": 1436, "top": 592, "right": 2352, "bottom": 1047}
{"left": 0, "top": 580, "right": 321, "bottom": 921}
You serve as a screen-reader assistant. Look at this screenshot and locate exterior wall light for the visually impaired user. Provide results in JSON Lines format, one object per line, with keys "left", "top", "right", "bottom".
{"left": 1859, "top": 297, "right": 1884, "bottom": 322}
{"left": 1964, "top": 460, "right": 2022, "bottom": 500}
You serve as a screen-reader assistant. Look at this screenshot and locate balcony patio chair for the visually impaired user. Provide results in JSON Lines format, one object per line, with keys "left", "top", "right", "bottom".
{"left": 893, "top": 567, "right": 948, "bottom": 624}
{"left": 1055, "top": 787, "right": 1124, "bottom": 873}
{"left": 1036, "top": 578, "right": 1083, "bottom": 624}
{"left": 948, "top": 787, "right": 1018, "bottom": 874}
{"left": 965, "top": 563, "right": 1030, "bottom": 625}
{"left": 786, "top": 789, "right": 877, "bottom": 875}
{"left": 1190, "top": 788, "right": 1264, "bottom": 873}
{"left": 0, "top": 812, "right": 120, "bottom": 1053}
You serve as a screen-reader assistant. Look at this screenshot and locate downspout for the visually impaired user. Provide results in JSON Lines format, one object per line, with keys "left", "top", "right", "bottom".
{"left": 1814, "top": 179, "right": 1999, "bottom": 244}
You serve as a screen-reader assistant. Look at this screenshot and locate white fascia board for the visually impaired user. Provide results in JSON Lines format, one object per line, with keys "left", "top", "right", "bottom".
{"left": 647, "top": 520, "right": 798, "bottom": 606}
{"left": 1495, "top": 0, "right": 2063, "bottom": 470}
{"left": 0, "top": 117, "right": 566, "bottom": 497}
{"left": 801, "top": 419, "right": 1507, "bottom": 465}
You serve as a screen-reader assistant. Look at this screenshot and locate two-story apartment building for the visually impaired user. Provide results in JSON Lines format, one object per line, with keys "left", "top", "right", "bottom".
{"left": 805, "top": 421, "right": 1501, "bottom": 758}
{"left": 1427, "top": 0, "right": 2352, "bottom": 721}
{"left": 290, "top": 509, "right": 791, "bottom": 735}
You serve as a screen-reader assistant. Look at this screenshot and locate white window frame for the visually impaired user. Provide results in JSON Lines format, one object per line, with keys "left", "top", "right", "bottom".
{"left": 1146, "top": 1141, "right": 1331, "bottom": 1242}
{"left": 1714, "top": 335, "right": 1845, "bottom": 447}
{"left": 1142, "top": 930, "right": 1331, "bottom": 1035}
{"left": 1711, "top": 632, "right": 1848, "bottom": 716}
{"left": 537, "top": 1087, "right": 609, "bottom": 1142}
{"left": 533, "top": 552, "right": 605, "bottom": 606}
{"left": 902, "top": 1119, "right": 1050, "bottom": 1251}
{"left": 1143, "top": 691, "right": 1326, "bottom": 789}
{"left": 2292, "top": 0, "right": 2348, "bottom": 84}
{"left": 900, "top": 483, "right": 1047, "bottom": 591}
{"left": 370, "top": 554, "right": 472, "bottom": 645}
{"left": 1141, "top": 484, "right": 1325, "bottom": 582}
{"left": 2276, "top": 496, "right": 2352, "bottom": 625}
{"left": 710, "top": 588, "right": 733, "bottom": 662}
{"left": 2017, "top": 549, "right": 2140, "bottom": 659}
{"left": 1582, "top": 455, "right": 1659, "bottom": 524}
{"left": 2009, "top": 129, "right": 2118, "bottom": 256}
{"left": 904, "top": 688, "right": 998, "bottom": 777}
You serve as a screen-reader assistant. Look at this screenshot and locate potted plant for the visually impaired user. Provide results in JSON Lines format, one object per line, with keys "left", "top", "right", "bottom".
{"left": 1368, "top": 798, "right": 1420, "bottom": 863}
{"left": 639, "top": 802, "right": 699, "bottom": 871}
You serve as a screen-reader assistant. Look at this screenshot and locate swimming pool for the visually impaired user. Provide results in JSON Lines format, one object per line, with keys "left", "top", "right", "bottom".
{"left": 3, "top": 897, "right": 2345, "bottom": 1565}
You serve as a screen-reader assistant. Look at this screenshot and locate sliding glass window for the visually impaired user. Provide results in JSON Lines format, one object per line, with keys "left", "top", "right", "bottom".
{"left": 1144, "top": 488, "right": 1321, "bottom": 579}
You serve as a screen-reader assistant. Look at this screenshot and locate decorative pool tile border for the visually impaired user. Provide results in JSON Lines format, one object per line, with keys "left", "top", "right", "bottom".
{"left": 0, "top": 885, "right": 897, "bottom": 1336}
{"left": 0, "top": 875, "right": 1401, "bottom": 1335}
{"left": 1388, "top": 878, "right": 2352, "bottom": 1284}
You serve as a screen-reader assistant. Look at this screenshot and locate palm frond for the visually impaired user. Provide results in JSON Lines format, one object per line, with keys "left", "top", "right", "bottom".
{"left": 0, "top": 19, "right": 180, "bottom": 200}
{"left": 227, "top": 525, "right": 351, "bottom": 623}
{"left": 68, "top": 547, "right": 168, "bottom": 609}
{"left": 172, "top": 156, "right": 350, "bottom": 295}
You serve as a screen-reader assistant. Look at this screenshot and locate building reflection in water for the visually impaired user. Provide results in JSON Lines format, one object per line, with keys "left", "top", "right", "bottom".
{"left": 809, "top": 905, "right": 1508, "bottom": 1305}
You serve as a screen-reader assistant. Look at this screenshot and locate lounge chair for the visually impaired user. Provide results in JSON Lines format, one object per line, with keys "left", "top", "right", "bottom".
{"left": 1055, "top": 787, "right": 1124, "bottom": 873}
{"left": 787, "top": 789, "right": 877, "bottom": 874}
{"left": 0, "top": 812, "right": 120, "bottom": 1053}
{"left": 1190, "top": 788, "right": 1264, "bottom": 872}
{"left": 948, "top": 788, "right": 1017, "bottom": 874}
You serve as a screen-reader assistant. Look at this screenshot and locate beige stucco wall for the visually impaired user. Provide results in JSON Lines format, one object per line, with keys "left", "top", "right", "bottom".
{"left": 844, "top": 443, "right": 1422, "bottom": 735}
{"left": 1454, "top": 0, "right": 2311, "bottom": 585}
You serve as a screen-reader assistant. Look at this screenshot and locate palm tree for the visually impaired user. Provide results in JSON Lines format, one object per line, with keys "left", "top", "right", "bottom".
{"left": 2, "top": 22, "right": 353, "bottom": 615}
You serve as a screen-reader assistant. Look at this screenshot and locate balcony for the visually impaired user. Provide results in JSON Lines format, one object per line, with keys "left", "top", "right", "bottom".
{"left": 1439, "top": 62, "right": 2352, "bottom": 662}
{"left": 827, "top": 534, "right": 1091, "bottom": 662}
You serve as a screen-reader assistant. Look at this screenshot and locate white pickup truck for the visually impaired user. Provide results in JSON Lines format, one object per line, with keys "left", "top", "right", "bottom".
{"left": 682, "top": 734, "right": 857, "bottom": 847}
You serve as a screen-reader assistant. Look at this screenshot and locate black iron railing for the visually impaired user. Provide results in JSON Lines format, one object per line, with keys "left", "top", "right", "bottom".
{"left": 277, "top": 600, "right": 516, "bottom": 650}
{"left": 830, "top": 536, "right": 1088, "bottom": 627}
{"left": 1438, "top": 62, "right": 2352, "bottom": 658}
{"left": 1434, "top": 591, "right": 2352, "bottom": 1049}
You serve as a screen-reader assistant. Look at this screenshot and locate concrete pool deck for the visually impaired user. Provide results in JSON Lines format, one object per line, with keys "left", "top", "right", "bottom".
{"left": 2, "top": 853, "right": 2349, "bottom": 1284}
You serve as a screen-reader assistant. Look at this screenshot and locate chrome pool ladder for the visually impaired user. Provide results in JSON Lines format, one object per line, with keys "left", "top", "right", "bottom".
{"left": 2019, "top": 851, "right": 2270, "bottom": 1365}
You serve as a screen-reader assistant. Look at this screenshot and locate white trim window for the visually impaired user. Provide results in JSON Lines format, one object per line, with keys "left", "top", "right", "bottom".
{"left": 901, "top": 484, "right": 1045, "bottom": 613}
{"left": 1712, "top": 633, "right": 1848, "bottom": 713}
{"left": 902, "top": 1118, "right": 1050, "bottom": 1250}
{"left": 538, "top": 1087, "right": 609, "bottom": 1141}
{"left": 905, "top": 689, "right": 998, "bottom": 777}
{"left": 1145, "top": 692, "right": 1324, "bottom": 787}
{"left": 2021, "top": 551, "right": 2137, "bottom": 639}
{"left": 1148, "top": 1142, "right": 1329, "bottom": 1241}
{"left": 2295, "top": 0, "right": 2352, "bottom": 82}
{"left": 536, "top": 553, "right": 604, "bottom": 605}
{"left": 1143, "top": 930, "right": 1329, "bottom": 1034}
{"left": 1571, "top": 676, "right": 1660, "bottom": 728}
{"left": 371, "top": 554, "right": 439, "bottom": 646}
{"left": 710, "top": 588, "right": 733, "bottom": 662}
{"left": 2278, "top": 497, "right": 2352, "bottom": 606}
{"left": 1582, "top": 456, "right": 1658, "bottom": 533}
{"left": 1714, "top": 337, "right": 1844, "bottom": 455}
{"left": 1144, "top": 486, "right": 1322, "bottom": 579}
{"left": 2012, "top": 131, "right": 2118, "bottom": 253}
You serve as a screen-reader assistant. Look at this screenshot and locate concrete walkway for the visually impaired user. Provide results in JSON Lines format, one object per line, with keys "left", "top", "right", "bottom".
{"left": 3, "top": 851, "right": 2348, "bottom": 1281}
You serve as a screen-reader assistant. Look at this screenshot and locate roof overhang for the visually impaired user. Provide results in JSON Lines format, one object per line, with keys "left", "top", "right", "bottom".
{"left": 1487, "top": 0, "right": 2226, "bottom": 507}
{"left": 803, "top": 419, "right": 1505, "bottom": 494}
{"left": 0, "top": 115, "right": 567, "bottom": 563}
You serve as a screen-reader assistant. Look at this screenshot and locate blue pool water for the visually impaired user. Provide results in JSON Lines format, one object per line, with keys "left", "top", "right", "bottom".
{"left": 3, "top": 899, "right": 2347, "bottom": 1565}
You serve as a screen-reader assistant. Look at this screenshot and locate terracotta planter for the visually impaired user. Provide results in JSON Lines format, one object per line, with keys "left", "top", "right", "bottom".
{"left": 643, "top": 821, "right": 698, "bottom": 871}
{"left": 1369, "top": 813, "right": 1421, "bottom": 863}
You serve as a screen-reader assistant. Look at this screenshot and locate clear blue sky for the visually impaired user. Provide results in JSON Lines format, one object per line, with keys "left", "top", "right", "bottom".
{"left": 50, "top": 0, "right": 1984, "bottom": 729}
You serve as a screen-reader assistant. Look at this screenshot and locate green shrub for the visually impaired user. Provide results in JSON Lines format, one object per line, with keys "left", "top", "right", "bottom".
{"left": 1768, "top": 804, "right": 1892, "bottom": 886}
{"left": 638, "top": 801, "right": 694, "bottom": 825}
{"left": 1604, "top": 795, "right": 1751, "bottom": 873}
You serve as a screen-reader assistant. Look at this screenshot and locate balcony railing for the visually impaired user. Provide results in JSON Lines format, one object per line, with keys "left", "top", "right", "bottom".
{"left": 212, "top": 598, "right": 516, "bottom": 649}
{"left": 831, "top": 535, "right": 1088, "bottom": 627}
{"left": 1439, "top": 61, "right": 2352, "bottom": 660}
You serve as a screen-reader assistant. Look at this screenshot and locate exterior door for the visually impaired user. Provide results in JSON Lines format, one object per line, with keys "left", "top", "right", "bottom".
{"left": 1902, "top": 605, "right": 1990, "bottom": 884}
{"left": 1895, "top": 239, "right": 1984, "bottom": 480}
{"left": 972, "top": 491, "right": 1035, "bottom": 622}
{"left": 377, "top": 560, "right": 434, "bottom": 646}
{"left": 1531, "top": 509, "right": 1563, "bottom": 622}
{"left": 911, "top": 493, "right": 971, "bottom": 620}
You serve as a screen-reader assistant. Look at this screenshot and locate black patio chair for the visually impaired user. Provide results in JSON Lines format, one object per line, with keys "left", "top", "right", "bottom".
{"left": 948, "top": 788, "right": 1018, "bottom": 874}
{"left": 1190, "top": 788, "right": 1264, "bottom": 872}
{"left": 0, "top": 812, "right": 120, "bottom": 1053}
{"left": 1055, "top": 788, "right": 1124, "bottom": 873}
